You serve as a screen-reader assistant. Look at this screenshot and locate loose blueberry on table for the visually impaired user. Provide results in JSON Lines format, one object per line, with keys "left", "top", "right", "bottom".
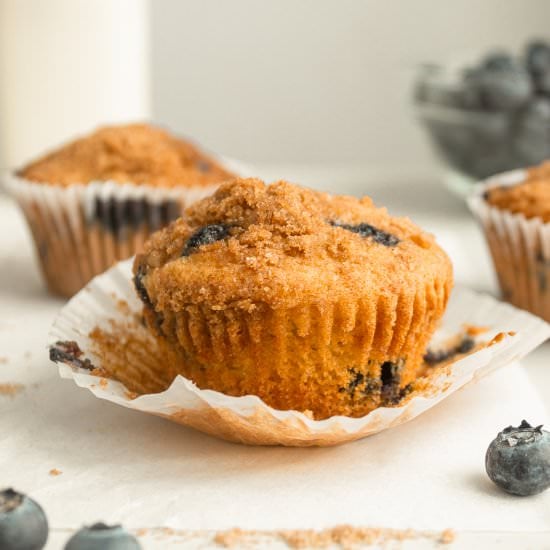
{"left": 0, "top": 488, "right": 48, "bottom": 550}
{"left": 64, "top": 522, "right": 141, "bottom": 550}
{"left": 485, "top": 420, "right": 550, "bottom": 496}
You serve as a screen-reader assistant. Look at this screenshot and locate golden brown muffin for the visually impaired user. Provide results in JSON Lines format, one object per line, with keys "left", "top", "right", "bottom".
{"left": 18, "top": 123, "right": 234, "bottom": 188}
{"left": 470, "top": 162, "right": 550, "bottom": 322}
{"left": 133, "top": 178, "right": 453, "bottom": 419}
{"left": 485, "top": 161, "right": 550, "bottom": 222}
{"left": 10, "top": 123, "right": 236, "bottom": 298}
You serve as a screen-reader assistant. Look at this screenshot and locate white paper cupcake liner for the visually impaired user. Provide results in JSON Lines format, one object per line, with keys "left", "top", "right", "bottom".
{"left": 468, "top": 168, "right": 550, "bottom": 322}
{"left": 47, "top": 258, "right": 550, "bottom": 447}
{"left": 3, "top": 173, "right": 222, "bottom": 297}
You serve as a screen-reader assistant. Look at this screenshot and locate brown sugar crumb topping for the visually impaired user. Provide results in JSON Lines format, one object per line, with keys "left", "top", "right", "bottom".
{"left": 18, "top": 123, "right": 235, "bottom": 188}
{"left": 485, "top": 161, "right": 550, "bottom": 222}
{"left": 213, "top": 525, "right": 455, "bottom": 549}
{"left": 135, "top": 178, "right": 450, "bottom": 311}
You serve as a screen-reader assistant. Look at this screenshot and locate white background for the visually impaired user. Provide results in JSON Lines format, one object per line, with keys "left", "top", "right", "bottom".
{"left": 3, "top": 0, "right": 550, "bottom": 180}
{"left": 151, "top": 0, "right": 550, "bottom": 175}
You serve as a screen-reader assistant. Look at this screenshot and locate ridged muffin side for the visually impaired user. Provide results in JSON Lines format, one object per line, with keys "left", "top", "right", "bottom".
{"left": 134, "top": 178, "right": 453, "bottom": 419}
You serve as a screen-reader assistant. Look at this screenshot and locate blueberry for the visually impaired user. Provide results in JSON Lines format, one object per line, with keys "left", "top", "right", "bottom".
{"left": 485, "top": 420, "right": 550, "bottom": 496}
{"left": 460, "top": 68, "right": 484, "bottom": 109}
{"left": 380, "top": 361, "right": 402, "bottom": 404}
{"left": 64, "top": 522, "right": 141, "bottom": 550}
{"left": 133, "top": 265, "right": 153, "bottom": 310}
{"left": 196, "top": 160, "right": 211, "bottom": 173}
{"left": 513, "top": 97, "right": 550, "bottom": 164}
{"left": 424, "top": 336, "right": 475, "bottom": 366}
{"left": 526, "top": 40, "right": 550, "bottom": 77}
{"left": 478, "top": 66, "right": 532, "bottom": 110}
{"left": 0, "top": 488, "right": 48, "bottom": 550}
{"left": 181, "top": 224, "right": 231, "bottom": 256}
{"left": 483, "top": 51, "right": 515, "bottom": 71}
{"left": 330, "top": 221, "right": 399, "bottom": 247}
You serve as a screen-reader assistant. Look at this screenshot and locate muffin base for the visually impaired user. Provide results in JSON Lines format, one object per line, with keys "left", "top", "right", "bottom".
{"left": 469, "top": 169, "right": 550, "bottom": 323}
{"left": 143, "top": 275, "right": 451, "bottom": 419}
{"left": 5, "top": 176, "right": 218, "bottom": 297}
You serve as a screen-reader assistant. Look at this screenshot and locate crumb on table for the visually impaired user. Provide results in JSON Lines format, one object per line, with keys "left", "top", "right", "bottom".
{"left": 0, "top": 383, "right": 24, "bottom": 397}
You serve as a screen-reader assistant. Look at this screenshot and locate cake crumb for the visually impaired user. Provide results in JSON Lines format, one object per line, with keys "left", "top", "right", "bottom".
{"left": 463, "top": 324, "right": 489, "bottom": 336}
{"left": 99, "top": 378, "right": 109, "bottom": 389}
{"left": 0, "top": 383, "right": 24, "bottom": 397}
{"left": 49, "top": 468, "right": 62, "bottom": 476}
{"left": 0, "top": 357, "right": 7, "bottom": 364}
{"left": 439, "top": 529, "right": 455, "bottom": 544}
{"left": 213, "top": 526, "right": 454, "bottom": 549}
{"left": 214, "top": 528, "right": 248, "bottom": 547}
{"left": 489, "top": 331, "right": 516, "bottom": 346}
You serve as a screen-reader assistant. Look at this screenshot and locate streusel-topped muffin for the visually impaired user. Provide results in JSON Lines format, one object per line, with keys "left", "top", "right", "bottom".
{"left": 134, "top": 178, "right": 453, "bottom": 419}
{"left": 19, "top": 123, "right": 234, "bottom": 188}
{"left": 8, "top": 123, "right": 236, "bottom": 297}
{"left": 471, "top": 162, "right": 550, "bottom": 321}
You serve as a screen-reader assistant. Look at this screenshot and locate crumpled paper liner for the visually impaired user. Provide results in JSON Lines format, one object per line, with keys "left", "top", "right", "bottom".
{"left": 468, "top": 168, "right": 550, "bottom": 322}
{"left": 48, "top": 259, "right": 550, "bottom": 447}
{"left": 3, "top": 166, "right": 238, "bottom": 297}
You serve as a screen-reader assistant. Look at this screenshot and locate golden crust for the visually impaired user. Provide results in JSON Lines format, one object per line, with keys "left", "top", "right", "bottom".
{"left": 133, "top": 178, "right": 453, "bottom": 419}
{"left": 486, "top": 161, "right": 550, "bottom": 222}
{"left": 18, "top": 123, "right": 235, "bottom": 188}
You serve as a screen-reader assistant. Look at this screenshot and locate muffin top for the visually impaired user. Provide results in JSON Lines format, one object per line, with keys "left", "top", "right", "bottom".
{"left": 135, "top": 178, "right": 452, "bottom": 311}
{"left": 485, "top": 161, "right": 550, "bottom": 222}
{"left": 18, "top": 123, "right": 235, "bottom": 188}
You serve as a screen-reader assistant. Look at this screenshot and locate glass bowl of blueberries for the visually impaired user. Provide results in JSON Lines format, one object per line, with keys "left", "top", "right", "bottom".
{"left": 415, "top": 40, "right": 550, "bottom": 196}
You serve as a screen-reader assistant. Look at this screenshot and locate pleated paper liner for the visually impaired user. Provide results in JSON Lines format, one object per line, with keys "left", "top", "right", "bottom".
{"left": 48, "top": 259, "right": 550, "bottom": 447}
{"left": 468, "top": 168, "right": 550, "bottom": 323}
{"left": 3, "top": 157, "right": 249, "bottom": 298}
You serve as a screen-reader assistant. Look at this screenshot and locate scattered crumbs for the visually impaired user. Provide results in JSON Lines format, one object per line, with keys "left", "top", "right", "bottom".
{"left": 489, "top": 331, "right": 516, "bottom": 346}
{"left": 439, "top": 529, "right": 455, "bottom": 544}
{"left": 99, "top": 378, "right": 109, "bottom": 389}
{"left": 214, "top": 528, "right": 248, "bottom": 548}
{"left": 116, "top": 299, "right": 131, "bottom": 315}
{"left": 213, "top": 526, "right": 455, "bottom": 549}
{"left": 135, "top": 528, "right": 148, "bottom": 537}
{"left": 463, "top": 324, "right": 489, "bottom": 337}
{"left": 125, "top": 390, "right": 139, "bottom": 400}
{"left": 49, "top": 468, "right": 62, "bottom": 477}
{"left": 0, "top": 357, "right": 7, "bottom": 365}
{"left": 0, "top": 383, "right": 24, "bottom": 397}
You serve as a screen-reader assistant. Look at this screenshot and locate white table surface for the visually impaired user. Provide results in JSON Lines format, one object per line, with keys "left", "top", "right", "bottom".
{"left": 1, "top": 170, "right": 549, "bottom": 549}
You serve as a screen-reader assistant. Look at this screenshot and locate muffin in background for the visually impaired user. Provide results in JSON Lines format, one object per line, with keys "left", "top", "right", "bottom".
{"left": 5, "top": 123, "right": 237, "bottom": 297}
{"left": 469, "top": 161, "right": 550, "bottom": 322}
{"left": 133, "top": 178, "right": 453, "bottom": 419}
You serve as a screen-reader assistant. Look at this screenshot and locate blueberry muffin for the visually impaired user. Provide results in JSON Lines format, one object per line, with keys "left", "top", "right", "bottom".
{"left": 470, "top": 162, "right": 550, "bottom": 321}
{"left": 133, "top": 178, "right": 453, "bottom": 419}
{"left": 7, "top": 123, "right": 236, "bottom": 297}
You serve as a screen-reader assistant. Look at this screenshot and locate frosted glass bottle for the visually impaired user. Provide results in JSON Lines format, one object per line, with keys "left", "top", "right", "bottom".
{"left": 0, "top": 0, "right": 150, "bottom": 172}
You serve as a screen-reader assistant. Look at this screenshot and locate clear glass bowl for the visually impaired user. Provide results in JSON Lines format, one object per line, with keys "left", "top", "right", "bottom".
{"left": 414, "top": 65, "right": 550, "bottom": 196}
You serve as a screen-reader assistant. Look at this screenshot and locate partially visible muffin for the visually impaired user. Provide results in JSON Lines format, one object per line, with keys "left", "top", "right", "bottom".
{"left": 8, "top": 123, "right": 236, "bottom": 297}
{"left": 472, "top": 162, "right": 550, "bottom": 321}
{"left": 133, "top": 178, "right": 453, "bottom": 419}
{"left": 19, "top": 123, "right": 234, "bottom": 188}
